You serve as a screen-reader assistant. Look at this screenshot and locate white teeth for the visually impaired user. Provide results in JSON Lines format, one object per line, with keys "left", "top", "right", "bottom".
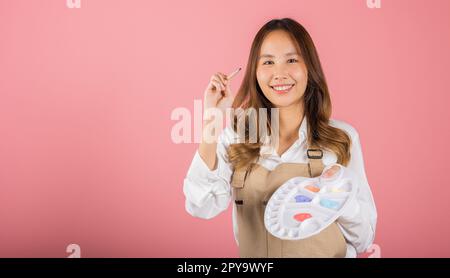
{"left": 272, "top": 85, "right": 293, "bottom": 91}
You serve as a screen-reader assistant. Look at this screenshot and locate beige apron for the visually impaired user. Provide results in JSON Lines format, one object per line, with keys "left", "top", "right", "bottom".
{"left": 231, "top": 147, "right": 347, "bottom": 258}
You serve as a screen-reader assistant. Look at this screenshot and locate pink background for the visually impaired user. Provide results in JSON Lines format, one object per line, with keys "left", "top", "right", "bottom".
{"left": 0, "top": 0, "right": 449, "bottom": 257}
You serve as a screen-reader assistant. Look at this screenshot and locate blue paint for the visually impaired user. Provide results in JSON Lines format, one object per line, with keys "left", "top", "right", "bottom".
{"left": 320, "top": 199, "right": 340, "bottom": 209}
{"left": 295, "top": 195, "right": 312, "bottom": 203}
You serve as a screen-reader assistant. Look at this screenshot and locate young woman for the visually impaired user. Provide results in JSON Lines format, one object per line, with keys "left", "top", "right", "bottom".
{"left": 183, "top": 18, "right": 377, "bottom": 258}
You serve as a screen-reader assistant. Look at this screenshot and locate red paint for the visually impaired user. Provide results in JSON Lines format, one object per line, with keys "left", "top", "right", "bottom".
{"left": 293, "top": 213, "right": 312, "bottom": 222}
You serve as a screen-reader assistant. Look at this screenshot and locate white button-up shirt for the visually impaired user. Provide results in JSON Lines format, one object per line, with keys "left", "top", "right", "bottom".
{"left": 183, "top": 117, "right": 377, "bottom": 258}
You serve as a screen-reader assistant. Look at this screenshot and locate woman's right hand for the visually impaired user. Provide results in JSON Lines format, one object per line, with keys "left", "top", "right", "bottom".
{"left": 203, "top": 72, "right": 235, "bottom": 115}
{"left": 199, "top": 69, "right": 240, "bottom": 169}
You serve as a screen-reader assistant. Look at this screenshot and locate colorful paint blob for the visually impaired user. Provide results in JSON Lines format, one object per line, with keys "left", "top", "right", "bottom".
{"left": 293, "top": 213, "right": 312, "bottom": 222}
{"left": 322, "top": 165, "right": 340, "bottom": 179}
{"left": 305, "top": 185, "right": 320, "bottom": 193}
{"left": 320, "top": 199, "right": 340, "bottom": 209}
{"left": 295, "top": 195, "right": 312, "bottom": 203}
{"left": 330, "top": 188, "right": 344, "bottom": 193}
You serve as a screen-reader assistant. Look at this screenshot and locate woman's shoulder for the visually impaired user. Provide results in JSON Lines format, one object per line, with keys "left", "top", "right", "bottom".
{"left": 329, "top": 118, "right": 360, "bottom": 140}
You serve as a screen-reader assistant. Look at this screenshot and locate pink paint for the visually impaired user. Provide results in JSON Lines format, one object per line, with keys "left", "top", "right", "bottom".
{"left": 322, "top": 165, "right": 340, "bottom": 179}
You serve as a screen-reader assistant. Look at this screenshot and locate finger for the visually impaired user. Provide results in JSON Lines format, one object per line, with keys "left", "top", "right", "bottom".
{"left": 210, "top": 80, "right": 223, "bottom": 94}
{"left": 207, "top": 79, "right": 217, "bottom": 91}
{"left": 211, "top": 80, "right": 226, "bottom": 98}
{"left": 216, "top": 72, "right": 228, "bottom": 85}
{"left": 223, "top": 83, "right": 232, "bottom": 97}
{"left": 211, "top": 74, "right": 225, "bottom": 85}
{"left": 211, "top": 76, "right": 225, "bottom": 91}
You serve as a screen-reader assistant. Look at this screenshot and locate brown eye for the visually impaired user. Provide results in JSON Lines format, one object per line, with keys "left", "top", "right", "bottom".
{"left": 287, "top": 58, "right": 298, "bottom": 63}
{"left": 263, "top": 60, "right": 274, "bottom": 65}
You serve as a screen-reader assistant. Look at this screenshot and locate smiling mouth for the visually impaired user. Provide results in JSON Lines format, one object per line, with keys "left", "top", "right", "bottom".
{"left": 270, "top": 84, "right": 295, "bottom": 94}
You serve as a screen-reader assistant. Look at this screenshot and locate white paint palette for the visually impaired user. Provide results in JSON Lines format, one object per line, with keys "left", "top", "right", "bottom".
{"left": 264, "top": 164, "right": 357, "bottom": 240}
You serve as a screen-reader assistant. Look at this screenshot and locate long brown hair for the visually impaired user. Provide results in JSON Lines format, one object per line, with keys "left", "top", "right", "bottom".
{"left": 227, "top": 18, "right": 351, "bottom": 170}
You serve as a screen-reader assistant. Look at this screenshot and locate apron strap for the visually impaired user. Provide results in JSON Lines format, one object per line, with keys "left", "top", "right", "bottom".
{"left": 231, "top": 169, "right": 247, "bottom": 189}
{"left": 231, "top": 163, "right": 255, "bottom": 205}
{"left": 231, "top": 158, "right": 257, "bottom": 189}
{"left": 307, "top": 145, "right": 324, "bottom": 177}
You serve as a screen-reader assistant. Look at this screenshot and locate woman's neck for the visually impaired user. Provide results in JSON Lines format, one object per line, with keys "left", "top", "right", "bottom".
{"left": 278, "top": 102, "right": 304, "bottom": 141}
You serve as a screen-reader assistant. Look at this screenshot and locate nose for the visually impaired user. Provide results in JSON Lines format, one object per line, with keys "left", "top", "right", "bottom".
{"left": 273, "top": 65, "right": 289, "bottom": 82}
{"left": 274, "top": 75, "right": 288, "bottom": 82}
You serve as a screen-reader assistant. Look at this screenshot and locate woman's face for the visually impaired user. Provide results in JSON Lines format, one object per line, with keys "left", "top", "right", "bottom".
{"left": 256, "top": 30, "right": 308, "bottom": 108}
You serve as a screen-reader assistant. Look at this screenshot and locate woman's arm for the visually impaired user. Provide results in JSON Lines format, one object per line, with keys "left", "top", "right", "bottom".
{"left": 183, "top": 127, "right": 234, "bottom": 219}
{"left": 198, "top": 118, "right": 220, "bottom": 171}
{"left": 183, "top": 71, "right": 237, "bottom": 219}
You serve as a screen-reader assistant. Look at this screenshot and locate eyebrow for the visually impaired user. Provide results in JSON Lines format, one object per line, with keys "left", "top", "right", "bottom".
{"left": 259, "top": 52, "right": 300, "bottom": 59}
